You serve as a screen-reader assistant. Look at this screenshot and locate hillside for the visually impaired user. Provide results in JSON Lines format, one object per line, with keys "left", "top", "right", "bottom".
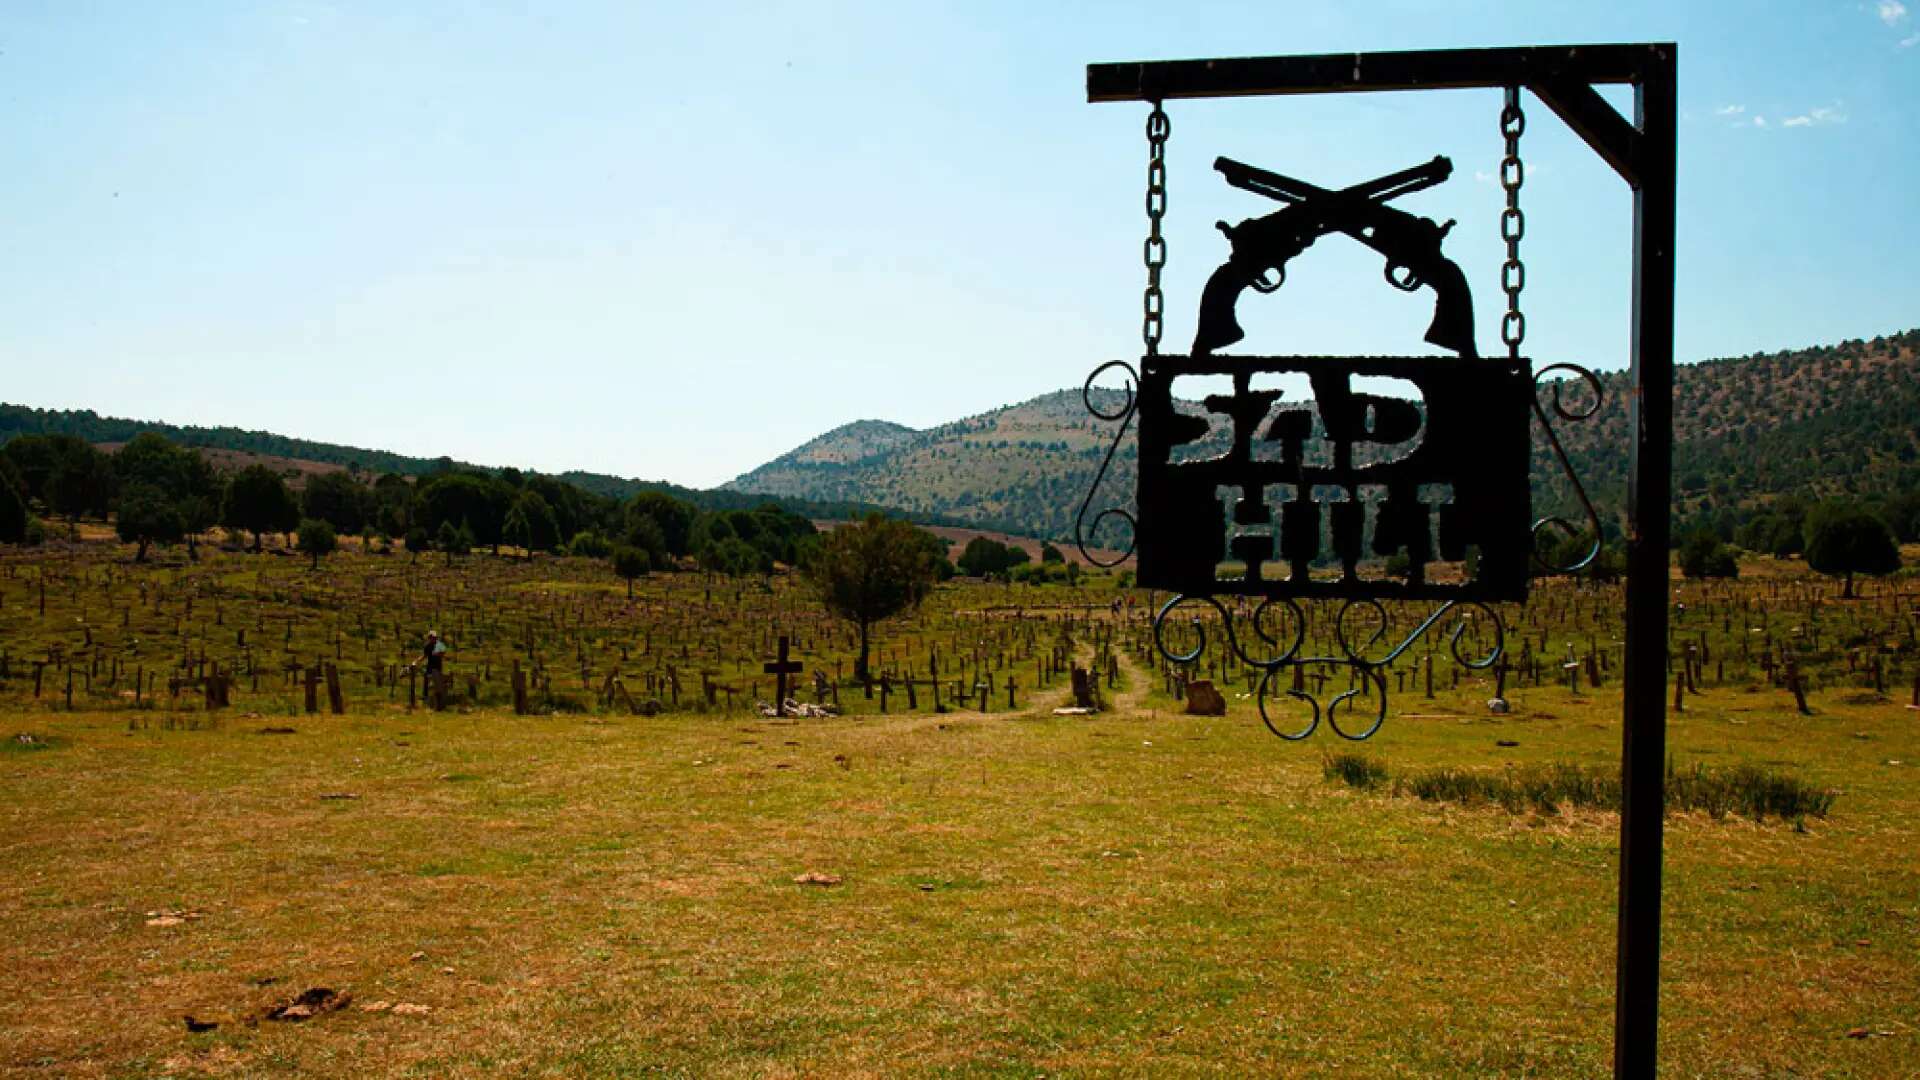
{"left": 727, "top": 390, "right": 1134, "bottom": 541}
{"left": 727, "top": 329, "right": 1920, "bottom": 542}
{"left": 9, "top": 328, "right": 1913, "bottom": 547}
{"left": 1544, "top": 330, "right": 1920, "bottom": 528}
{"left": 0, "top": 404, "right": 932, "bottom": 526}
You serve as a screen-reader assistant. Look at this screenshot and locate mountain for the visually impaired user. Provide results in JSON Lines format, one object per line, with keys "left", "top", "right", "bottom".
{"left": 726, "top": 329, "right": 1920, "bottom": 542}
{"left": 726, "top": 389, "right": 1134, "bottom": 542}
{"left": 10, "top": 327, "right": 1913, "bottom": 546}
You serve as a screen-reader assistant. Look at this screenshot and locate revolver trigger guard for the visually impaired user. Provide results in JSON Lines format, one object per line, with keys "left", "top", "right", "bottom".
{"left": 1250, "top": 267, "right": 1285, "bottom": 294}
{"left": 1384, "top": 262, "right": 1423, "bottom": 293}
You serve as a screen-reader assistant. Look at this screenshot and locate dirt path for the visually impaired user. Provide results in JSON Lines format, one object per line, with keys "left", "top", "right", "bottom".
{"left": 1105, "top": 647, "right": 1158, "bottom": 717}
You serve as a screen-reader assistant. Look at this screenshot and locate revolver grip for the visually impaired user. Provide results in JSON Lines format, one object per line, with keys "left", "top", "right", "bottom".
{"left": 1422, "top": 258, "right": 1478, "bottom": 359}
{"left": 1193, "top": 262, "right": 1253, "bottom": 356}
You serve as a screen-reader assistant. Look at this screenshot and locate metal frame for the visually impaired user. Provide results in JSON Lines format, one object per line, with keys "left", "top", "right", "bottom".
{"left": 1087, "top": 43, "right": 1676, "bottom": 1077}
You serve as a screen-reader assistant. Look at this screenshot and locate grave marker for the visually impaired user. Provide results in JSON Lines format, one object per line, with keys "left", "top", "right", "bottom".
{"left": 762, "top": 636, "right": 803, "bottom": 718}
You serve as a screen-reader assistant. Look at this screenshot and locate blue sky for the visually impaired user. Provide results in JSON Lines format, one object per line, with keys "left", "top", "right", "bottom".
{"left": 2, "top": 2, "right": 1915, "bottom": 487}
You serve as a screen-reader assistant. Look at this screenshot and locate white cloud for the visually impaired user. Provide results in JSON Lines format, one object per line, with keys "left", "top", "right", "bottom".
{"left": 1782, "top": 105, "right": 1847, "bottom": 128}
{"left": 1715, "top": 104, "right": 1746, "bottom": 116}
{"left": 1753, "top": 115, "right": 1767, "bottom": 128}
{"left": 1880, "top": 0, "right": 1909, "bottom": 26}
{"left": 1903, "top": 30, "right": 1920, "bottom": 45}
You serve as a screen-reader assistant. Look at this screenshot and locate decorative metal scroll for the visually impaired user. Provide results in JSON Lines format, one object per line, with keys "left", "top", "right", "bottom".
{"left": 1152, "top": 594, "right": 1503, "bottom": 740}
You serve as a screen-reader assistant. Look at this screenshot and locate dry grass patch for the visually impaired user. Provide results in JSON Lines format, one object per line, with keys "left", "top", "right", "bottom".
{"left": 0, "top": 689, "right": 1916, "bottom": 1077}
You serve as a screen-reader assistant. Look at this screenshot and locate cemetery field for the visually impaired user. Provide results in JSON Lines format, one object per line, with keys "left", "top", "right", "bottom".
{"left": 1, "top": 543, "right": 1918, "bottom": 1077}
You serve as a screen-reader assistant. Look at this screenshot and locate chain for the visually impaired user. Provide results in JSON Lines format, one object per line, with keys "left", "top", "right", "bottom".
{"left": 1499, "top": 86, "right": 1526, "bottom": 359}
{"left": 1143, "top": 102, "right": 1169, "bottom": 356}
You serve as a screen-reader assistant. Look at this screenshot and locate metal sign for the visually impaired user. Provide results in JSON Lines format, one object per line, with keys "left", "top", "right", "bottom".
{"left": 1078, "top": 118, "right": 1615, "bottom": 742}
{"left": 1078, "top": 44, "right": 1677, "bottom": 1078}
{"left": 1136, "top": 355, "right": 1533, "bottom": 601}
{"left": 1123, "top": 152, "right": 1550, "bottom": 603}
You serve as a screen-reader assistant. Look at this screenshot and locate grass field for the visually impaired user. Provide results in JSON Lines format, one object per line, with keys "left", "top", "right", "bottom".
{"left": 4, "top": 657, "right": 1918, "bottom": 1076}
{"left": 2, "top": 543, "right": 1918, "bottom": 1076}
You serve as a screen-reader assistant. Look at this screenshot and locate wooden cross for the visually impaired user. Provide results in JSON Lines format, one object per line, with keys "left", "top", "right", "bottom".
{"left": 763, "top": 635, "right": 803, "bottom": 717}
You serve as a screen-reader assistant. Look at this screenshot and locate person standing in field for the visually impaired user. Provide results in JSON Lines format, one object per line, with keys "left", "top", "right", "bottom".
{"left": 413, "top": 630, "right": 447, "bottom": 680}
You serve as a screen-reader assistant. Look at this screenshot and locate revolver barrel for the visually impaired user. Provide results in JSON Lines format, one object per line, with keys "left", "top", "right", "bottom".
{"left": 1215, "top": 155, "right": 1452, "bottom": 208}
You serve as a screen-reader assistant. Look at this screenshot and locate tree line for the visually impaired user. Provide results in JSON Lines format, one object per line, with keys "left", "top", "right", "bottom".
{"left": 0, "top": 432, "right": 967, "bottom": 585}
{"left": 1675, "top": 497, "right": 1905, "bottom": 597}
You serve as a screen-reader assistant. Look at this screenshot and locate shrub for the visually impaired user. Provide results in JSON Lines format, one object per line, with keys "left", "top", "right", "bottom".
{"left": 1677, "top": 530, "right": 1739, "bottom": 579}
{"left": 702, "top": 537, "right": 765, "bottom": 577}
{"left": 1323, "top": 752, "right": 1388, "bottom": 791}
{"left": 568, "top": 530, "right": 613, "bottom": 559}
{"left": 957, "top": 537, "right": 1029, "bottom": 577}
{"left": 1326, "top": 756, "right": 1832, "bottom": 823}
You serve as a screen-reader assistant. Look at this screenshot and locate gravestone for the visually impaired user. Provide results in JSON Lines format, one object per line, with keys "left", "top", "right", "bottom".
{"left": 1070, "top": 665, "right": 1096, "bottom": 710}
{"left": 1184, "top": 679, "right": 1227, "bottom": 716}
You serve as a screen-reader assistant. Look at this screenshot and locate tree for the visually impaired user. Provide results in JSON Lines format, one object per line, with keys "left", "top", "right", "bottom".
{"left": 1, "top": 434, "right": 61, "bottom": 503}
{"left": 734, "top": 503, "right": 816, "bottom": 567}
{"left": 177, "top": 493, "right": 219, "bottom": 560}
{"left": 372, "top": 473, "right": 416, "bottom": 537}
{"left": 625, "top": 492, "right": 697, "bottom": 557}
{"left": 703, "top": 536, "right": 766, "bottom": 576}
{"left": 404, "top": 525, "right": 431, "bottom": 562}
{"left": 302, "top": 471, "right": 371, "bottom": 534}
{"left": 115, "top": 483, "right": 186, "bottom": 562}
{"left": 502, "top": 490, "right": 561, "bottom": 557}
{"left": 1040, "top": 542, "right": 1066, "bottom": 564}
{"left": 624, "top": 514, "right": 668, "bottom": 568}
{"left": 1883, "top": 492, "right": 1920, "bottom": 544}
{"left": 0, "top": 463, "right": 26, "bottom": 545}
{"left": 1805, "top": 505, "right": 1901, "bottom": 598}
{"left": 46, "top": 440, "right": 116, "bottom": 523}
{"left": 3, "top": 433, "right": 107, "bottom": 514}
{"left": 525, "top": 474, "right": 588, "bottom": 544}
{"left": 610, "top": 545, "right": 650, "bottom": 598}
{"left": 222, "top": 465, "right": 299, "bottom": 552}
{"left": 1677, "top": 530, "right": 1739, "bottom": 579}
{"left": 297, "top": 518, "right": 338, "bottom": 569}
{"left": 502, "top": 502, "right": 532, "bottom": 558}
{"left": 436, "top": 519, "right": 474, "bottom": 565}
{"left": 801, "top": 514, "right": 939, "bottom": 683}
{"left": 113, "top": 433, "right": 184, "bottom": 489}
{"left": 114, "top": 435, "right": 218, "bottom": 557}
{"left": 957, "top": 537, "right": 1002, "bottom": 577}
{"left": 958, "top": 536, "right": 1027, "bottom": 578}
{"left": 416, "top": 473, "right": 511, "bottom": 552}
{"left": 911, "top": 528, "right": 955, "bottom": 580}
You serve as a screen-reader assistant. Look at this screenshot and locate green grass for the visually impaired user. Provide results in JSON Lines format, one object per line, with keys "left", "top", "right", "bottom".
{"left": 1322, "top": 750, "right": 1389, "bottom": 790}
{"left": 1, "top": 542, "right": 1917, "bottom": 1076}
{"left": 2, "top": 675, "right": 1916, "bottom": 1077}
{"left": 1326, "top": 754, "right": 1837, "bottom": 823}
{"left": 1, "top": 731, "right": 68, "bottom": 753}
